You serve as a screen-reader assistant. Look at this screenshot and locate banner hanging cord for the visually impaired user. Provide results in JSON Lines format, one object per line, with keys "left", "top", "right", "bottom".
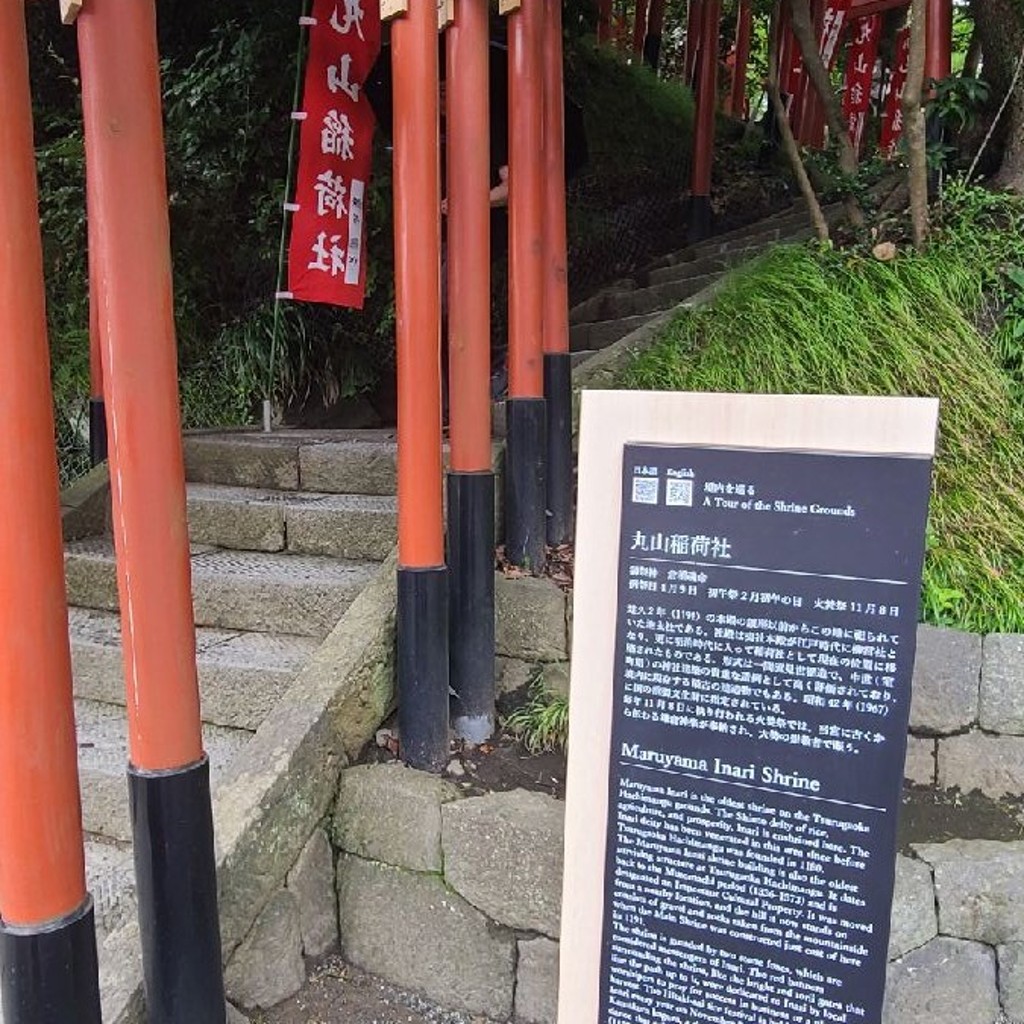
{"left": 266, "top": 0, "right": 314, "bottom": 432}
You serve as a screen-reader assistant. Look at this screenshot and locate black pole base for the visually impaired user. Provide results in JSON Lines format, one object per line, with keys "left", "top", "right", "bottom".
{"left": 544, "top": 353, "right": 574, "bottom": 547}
{"left": 129, "top": 757, "right": 226, "bottom": 1024}
{"left": 448, "top": 472, "right": 496, "bottom": 744}
{"left": 89, "top": 398, "right": 107, "bottom": 466}
{"left": 642, "top": 32, "right": 662, "bottom": 70}
{"left": 398, "top": 565, "right": 450, "bottom": 771}
{"left": 505, "top": 397, "right": 547, "bottom": 572}
{"left": 688, "top": 195, "right": 714, "bottom": 244}
{"left": 0, "top": 898, "right": 102, "bottom": 1024}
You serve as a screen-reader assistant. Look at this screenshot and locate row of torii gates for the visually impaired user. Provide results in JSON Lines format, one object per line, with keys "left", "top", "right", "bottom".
{"left": 0, "top": 0, "right": 956, "bottom": 1021}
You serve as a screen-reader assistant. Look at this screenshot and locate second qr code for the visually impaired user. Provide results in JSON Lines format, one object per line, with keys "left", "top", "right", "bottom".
{"left": 666, "top": 479, "right": 693, "bottom": 507}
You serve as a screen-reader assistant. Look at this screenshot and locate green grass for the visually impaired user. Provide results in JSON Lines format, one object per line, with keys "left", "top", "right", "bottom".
{"left": 623, "top": 185, "right": 1024, "bottom": 635}
{"left": 503, "top": 680, "right": 570, "bottom": 755}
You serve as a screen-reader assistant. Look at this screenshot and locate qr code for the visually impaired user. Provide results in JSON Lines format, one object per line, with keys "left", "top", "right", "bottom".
{"left": 631, "top": 476, "right": 659, "bottom": 505}
{"left": 666, "top": 478, "right": 694, "bottom": 507}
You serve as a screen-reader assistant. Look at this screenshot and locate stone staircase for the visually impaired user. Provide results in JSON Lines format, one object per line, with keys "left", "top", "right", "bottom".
{"left": 567, "top": 201, "right": 822, "bottom": 367}
{"left": 64, "top": 430, "right": 400, "bottom": 946}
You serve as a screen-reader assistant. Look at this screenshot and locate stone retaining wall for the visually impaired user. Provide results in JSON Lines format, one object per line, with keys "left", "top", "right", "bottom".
{"left": 224, "top": 620, "right": 1024, "bottom": 1023}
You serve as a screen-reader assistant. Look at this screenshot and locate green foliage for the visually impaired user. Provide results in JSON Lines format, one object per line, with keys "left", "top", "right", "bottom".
{"left": 928, "top": 76, "right": 991, "bottom": 134}
{"left": 565, "top": 41, "right": 694, "bottom": 182}
{"left": 503, "top": 679, "right": 570, "bottom": 755}
{"left": 624, "top": 185, "right": 1024, "bottom": 635}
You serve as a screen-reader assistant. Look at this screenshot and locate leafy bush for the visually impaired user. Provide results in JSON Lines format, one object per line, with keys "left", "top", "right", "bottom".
{"left": 624, "top": 184, "right": 1024, "bottom": 634}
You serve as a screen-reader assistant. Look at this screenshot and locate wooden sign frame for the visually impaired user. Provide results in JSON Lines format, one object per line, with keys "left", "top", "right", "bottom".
{"left": 559, "top": 390, "right": 938, "bottom": 1024}
{"left": 380, "top": 0, "right": 408, "bottom": 20}
{"left": 60, "top": 0, "right": 83, "bottom": 25}
{"left": 380, "top": 0, "right": 453, "bottom": 26}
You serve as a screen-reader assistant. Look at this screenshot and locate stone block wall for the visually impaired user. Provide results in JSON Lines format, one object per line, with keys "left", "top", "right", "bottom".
{"left": 910, "top": 625, "right": 1024, "bottom": 800}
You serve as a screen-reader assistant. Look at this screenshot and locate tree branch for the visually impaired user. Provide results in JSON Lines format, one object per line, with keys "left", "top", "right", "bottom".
{"left": 785, "top": 0, "right": 863, "bottom": 225}
{"left": 903, "top": 0, "right": 930, "bottom": 248}
{"left": 768, "top": 2, "right": 830, "bottom": 241}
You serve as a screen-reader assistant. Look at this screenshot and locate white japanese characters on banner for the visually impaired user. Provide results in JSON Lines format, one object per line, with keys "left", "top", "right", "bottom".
{"left": 842, "top": 15, "right": 882, "bottom": 155}
{"left": 880, "top": 28, "right": 911, "bottom": 158}
{"left": 287, "top": 0, "right": 381, "bottom": 308}
{"left": 820, "top": 0, "right": 852, "bottom": 71}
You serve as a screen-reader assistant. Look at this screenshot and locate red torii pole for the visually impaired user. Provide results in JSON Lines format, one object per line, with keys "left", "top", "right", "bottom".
{"left": 506, "top": 0, "right": 547, "bottom": 571}
{"left": 543, "top": 0, "right": 573, "bottom": 548}
{"left": 446, "top": 0, "right": 495, "bottom": 744}
{"left": 924, "top": 0, "right": 953, "bottom": 85}
{"left": 392, "top": 0, "right": 449, "bottom": 769}
{"left": 690, "top": 0, "right": 722, "bottom": 242}
{"left": 598, "top": 0, "right": 614, "bottom": 43}
{"left": 0, "top": 3, "right": 102, "bottom": 1018}
{"left": 728, "top": 0, "right": 753, "bottom": 118}
{"left": 77, "top": 0, "right": 226, "bottom": 1017}
{"left": 633, "top": 0, "right": 649, "bottom": 60}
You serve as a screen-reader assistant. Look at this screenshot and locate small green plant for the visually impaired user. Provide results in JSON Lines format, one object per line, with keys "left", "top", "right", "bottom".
{"left": 503, "top": 680, "right": 570, "bottom": 755}
{"left": 992, "top": 266, "right": 1024, "bottom": 384}
{"left": 927, "top": 76, "right": 991, "bottom": 134}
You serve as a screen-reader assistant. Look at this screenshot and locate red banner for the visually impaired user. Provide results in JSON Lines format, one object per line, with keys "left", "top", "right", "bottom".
{"left": 287, "top": 0, "right": 382, "bottom": 309}
{"left": 820, "top": 0, "right": 852, "bottom": 71}
{"left": 879, "top": 28, "right": 910, "bottom": 158}
{"left": 842, "top": 14, "right": 881, "bottom": 155}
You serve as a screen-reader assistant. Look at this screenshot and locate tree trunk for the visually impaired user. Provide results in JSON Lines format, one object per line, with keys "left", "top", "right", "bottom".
{"left": 768, "top": 2, "right": 831, "bottom": 241}
{"left": 904, "top": 0, "right": 930, "bottom": 248}
{"left": 785, "top": 0, "right": 863, "bottom": 225}
{"left": 962, "top": 23, "right": 983, "bottom": 80}
{"left": 972, "top": 0, "right": 1024, "bottom": 191}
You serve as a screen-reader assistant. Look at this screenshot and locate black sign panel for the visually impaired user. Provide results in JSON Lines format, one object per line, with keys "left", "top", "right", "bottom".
{"left": 600, "top": 444, "right": 932, "bottom": 1024}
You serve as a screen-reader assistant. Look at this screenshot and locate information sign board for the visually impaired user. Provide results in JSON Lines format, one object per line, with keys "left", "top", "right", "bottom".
{"left": 560, "top": 392, "right": 938, "bottom": 1024}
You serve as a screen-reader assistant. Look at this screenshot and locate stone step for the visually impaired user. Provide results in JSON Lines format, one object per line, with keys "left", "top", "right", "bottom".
{"left": 69, "top": 607, "right": 316, "bottom": 731}
{"left": 647, "top": 206, "right": 818, "bottom": 271}
{"left": 76, "top": 697, "right": 250, "bottom": 843}
{"left": 187, "top": 483, "right": 397, "bottom": 562}
{"left": 694, "top": 223, "right": 815, "bottom": 259}
{"left": 184, "top": 429, "right": 399, "bottom": 496}
{"left": 570, "top": 312, "right": 662, "bottom": 353}
{"left": 65, "top": 538, "right": 377, "bottom": 638}
{"left": 569, "top": 272, "right": 718, "bottom": 326}
{"left": 646, "top": 249, "right": 747, "bottom": 287}
{"left": 85, "top": 838, "right": 137, "bottom": 941}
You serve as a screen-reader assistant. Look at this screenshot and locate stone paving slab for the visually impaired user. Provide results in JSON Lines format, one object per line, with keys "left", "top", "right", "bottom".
{"left": 904, "top": 736, "right": 936, "bottom": 786}
{"left": 69, "top": 607, "right": 315, "bottom": 730}
{"left": 937, "top": 731, "right": 1024, "bottom": 798}
{"left": 915, "top": 840, "right": 1024, "bottom": 945}
{"left": 85, "top": 840, "right": 137, "bottom": 940}
{"left": 75, "top": 696, "right": 251, "bottom": 782}
{"left": 981, "top": 634, "right": 1024, "bottom": 735}
{"left": 299, "top": 439, "right": 399, "bottom": 496}
{"left": 883, "top": 937, "right": 999, "bottom": 1024}
{"left": 336, "top": 854, "right": 515, "bottom": 1021}
{"left": 190, "top": 548, "right": 377, "bottom": 637}
{"left": 910, "top": 625, "right": 981, "bottom": 734}
{"left": 66, "top": 538, "right": 378, "bottom": 638}
{"left": 186, "top": 484, "right": 398, "bottom": 561}
{"left": 442, "top": 790, "right": 564, "bottom": 938}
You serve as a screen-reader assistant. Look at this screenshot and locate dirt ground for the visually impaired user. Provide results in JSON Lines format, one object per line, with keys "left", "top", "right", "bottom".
{"left": 249, "top": 955, "right": 497, "bottom": 1024}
